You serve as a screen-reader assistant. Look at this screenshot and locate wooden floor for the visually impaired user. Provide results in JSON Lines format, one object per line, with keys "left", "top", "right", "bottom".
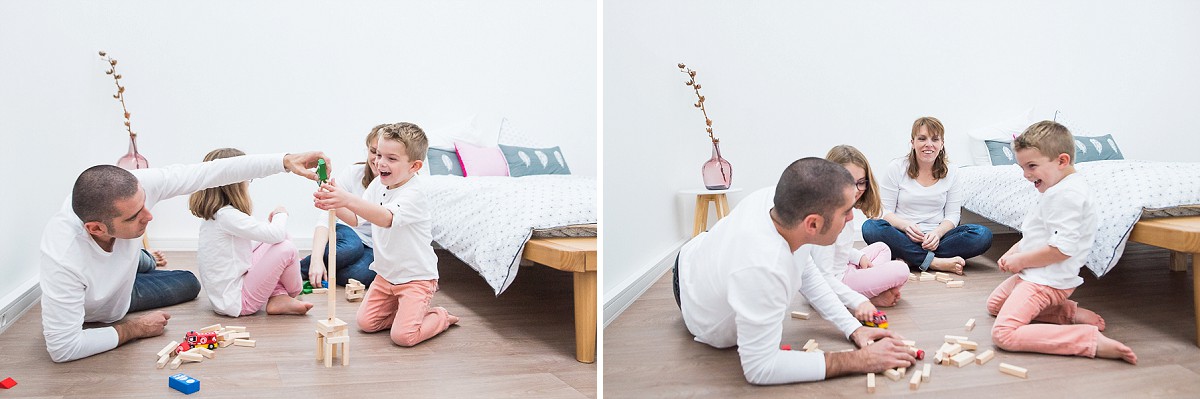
{"left": 604, "top": 234, "right": 1200, "bottom": 397}
{"left": 0, "top": 250, "right": 595, "bottom": 398}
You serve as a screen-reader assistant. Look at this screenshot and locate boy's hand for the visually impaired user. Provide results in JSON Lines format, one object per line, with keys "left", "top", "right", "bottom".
{"left": 313, "top": 178, "right": 353, "bottom": 210}
{"left": 283, "top": 152, "right": 330, "bottom": 181}
{"left": 998, "top": 253, "right": 1025, "bottom": 273}
{"left": 854, "top": 302, "right": 878, "bottom": 322}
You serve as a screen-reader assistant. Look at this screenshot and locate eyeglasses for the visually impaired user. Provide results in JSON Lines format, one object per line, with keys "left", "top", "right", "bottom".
{"left": 855, "top": 178, "right": 868, "bottom": 191}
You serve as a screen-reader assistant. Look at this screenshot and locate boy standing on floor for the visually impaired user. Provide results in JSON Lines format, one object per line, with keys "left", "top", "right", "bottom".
{"left": 987, "top": 120, "right": 1136, "bottom": 364}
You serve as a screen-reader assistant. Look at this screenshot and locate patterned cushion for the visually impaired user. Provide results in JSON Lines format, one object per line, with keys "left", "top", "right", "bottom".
{"left": 984, "top": 135, "right": 1123, "bottom": 166}
{"left": 454, "top": 141, "right": 510, "bottom": 177}
{"left": 426, "top": 147, "right": 464, "bottom": 176}
{"left": 499, "top": 144, "right": 571, "bottom": 177}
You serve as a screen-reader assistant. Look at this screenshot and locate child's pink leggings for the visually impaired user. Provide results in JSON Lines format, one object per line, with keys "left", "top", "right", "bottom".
{"left": 841, "top": 242, "right": 909, "bottom": 298}
{"left": 986, "top": 274, "right": 1098, "bottom": 357}
{"left": 356, "top": 275, "right": 456, "bottom": 347}
{"left": 240, "top": 240, "right": 303, "bottom": 316}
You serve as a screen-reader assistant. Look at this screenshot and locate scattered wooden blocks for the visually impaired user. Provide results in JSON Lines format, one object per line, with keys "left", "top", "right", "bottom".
{"left": 169, "top": 357, "right": 183, "bottom": 370}
{"left": 867, "top": 373, "right": 876, "bottom": 393}
{"left": 233, "top": 339, "right": 256, "bottom": 347}
{"left": 190, "top": 347, "right": 216, "bottom": 359}
{"left": 898, "top": 366, "right": 906, "bottom": 376}
{"left": 922, "top": 363, "right": 931, "bottom": 382}
{"left": 177, "top": 352, "right": 204, "bottom": 363}
{"left": 938, "top": 342, "right": 963, "bottom": 356}
{"left": 223, "top": 326, "right": 247, "bottom": 333}
{"left": 312, "top": 288, "right": 328, "bottom": 294}
{"left": 933, "top": 351, "right": 945, "bottom": 365}
{"left": 976, "top": 349, "right": 995, "bottom": 365}
{"left": 157, "top": 340, "right": 180, "bottom": 359}
{"left": 946, "top": 281, "right": 965, "bottom": 288}
{"left": 227, "top": 332, "right": 251, "bottom": 340}
{"left": 957, "top": 340, "right": 978, "bottom": 351}
{"left": 934, "top": 272, "right": 950, "bottom": 278}
{"left": 936, "top": 275, "right": 953, "bottom": 283}
{"left": 802, "top": 339, "right": 818, "bottom": 352}
{"left": 199, "top": 324, "right": 223, "bottom": 333}
{"left": 346, "top": 279, "right": 366, "bottom": 302}
{"left": 999, "top": 362, "right": 1028, "bottom": 378}
{"left": 156, "top": 353, "right": 171, "bottom": 369}
{"left": 965, "top": 318, "right": 976, "bottom": 331}
{"left": 919, "top": 272, "right": 934, "bottom": 282}
{"left": 791, "top": 311, "right": 810, "bottom": 320}
{"left": 884, "top": 368, "right": 902, "bottom": 381}
{"left": 944, "top": 335, "right": 969, "bottom": 344}
{"left": 908, "top": 273, "right": 917, "bottom": 282}
{"left": 951, "top": 351, "right": 976, "bottom": 367}
{"left": 909, "top": 369, "right": 922, "bottom": 390}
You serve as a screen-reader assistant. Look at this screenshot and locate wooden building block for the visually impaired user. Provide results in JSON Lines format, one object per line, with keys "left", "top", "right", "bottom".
{"left": 791, "top": 311, "right": 810, "bottom": 320}
{"left": 940, "top": 342, "right": 963, "bottom": 356}
{"left": 227, "top": 332, "right": 251, "bottom": 340}
{"left": 965, "top": 318, "right": 976, "bottom": 331}
{"left": 318, "top": 318, "right": 349, "bottom": 333}
{"left": 224, "top": 326, "right": 246, "bottom": 333}
{"left": 946, "top": 281, "right": 965, "bottom": 288}
{"left": 944, "top": 335, "right": 969, "bottom": 344}
{"left": 311, "top": 288, "right": 328, "bottom": 294}
{"left": 884, "top": 368, "right": 902, "bottom": 381}
{"left": 922, "top": 363, "right": 931, "bottom": 382}
{"left": 934, "top": 272, "right": 950, "bottom": 278}
{"left": 233, "top": 339, "right": 256, "bottom": 347}
{"left": 802, "top": 339, "right": 818, "bottom": 351}
{"left": 933, "top": 351, "right": 945, "bottom": 365}
{"left": 999, "top": 363, "right": 1028, "bottom": 378}
{"left": 898, "top": 366, "right": 906, "bottom": 376}
{"left": 936, "top": 275, "right": 953, "bottom": 283}
{"left": 901, "top": 340, "right": 917, "bottom": 347}
{"left": 219, "top": 339, "right": 233, "bottom": 348}
{"left": 156, "top": 340, "right": 180, "bottom": 358}
{"left": 976, "top": 349, "right": 995, "bottom": 365}
{"left": 919, "top": 273, "right": 934, "bottom": 281}
{"left": 191, "top": 347, "right": 215, "bottom": 359}
{"left": 326, "top": 335, "right": 349, "bottom": 344}
{"left": 908, "top": 273, "right": 917, "bottom": 282}
{"left": 867, "top": 373, "right": 876, "bottom": 393}
{"left": 177, "top": 352, "right": 203, "bottom": 362}
{"left": 199, "top": 324, "right": 223, "bottom": 333}
{"left": 909, "top": 369, "right": 922, "bottom": 390}
{"left": 951, "top": 351, "right": 975, "bottom": 367}
{"left": 156, "top": 353, "right": 171, "bottom": 369}
{"left": 169, "top": 357, "right": 183, "bottom": 370}
{"left": 957, "top": 340, "right": 978, "bottom": 351}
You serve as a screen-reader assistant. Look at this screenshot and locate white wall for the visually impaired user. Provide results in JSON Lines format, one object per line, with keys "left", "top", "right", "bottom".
{"left": 0, "top": 1, "right": 595, "bottom": 305}
{"left": 603, "top": 1, "right": 1200, "bottom": 302}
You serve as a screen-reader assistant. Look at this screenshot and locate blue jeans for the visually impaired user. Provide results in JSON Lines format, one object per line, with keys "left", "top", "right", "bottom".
{"left": 128, "top": 250, "right": 202, "bottom": 313}
{"left": 672, "top": 254, "right": 681, "bottom": 309}
{"left": 300, "top": 224, "right": 377, "bottom": 288}
{"left": 861, "top": 219, "right": 993, "bottom": 271}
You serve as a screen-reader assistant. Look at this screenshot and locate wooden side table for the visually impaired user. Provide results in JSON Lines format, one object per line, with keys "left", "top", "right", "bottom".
{"left": 682, "top": 188, "right": 743, "bottom": 237}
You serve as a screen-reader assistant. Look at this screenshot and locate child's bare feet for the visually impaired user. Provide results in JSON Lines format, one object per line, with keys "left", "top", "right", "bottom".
{"left": 447, "top": 314, "right": 460, "bottom": 325}
{"left": 928, "top": 257, "right": 965, "bottom": 275}
{"left": 1096, "top": 333, "right": 1137, "bottom": 364}
{"left": 870, "top": 287, "right": 902, "bottom": 307}
{"left": 266, "top": 295, "right": 313, "bottom": 315}
{"left": 1074, "top": 308, "right": 1106, "bottom": 331}
{"left": 152, "top": 250, "right": 168, "bottom": 267}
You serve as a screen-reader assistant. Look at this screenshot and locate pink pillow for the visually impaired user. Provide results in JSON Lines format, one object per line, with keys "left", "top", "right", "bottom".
{"left": 454, "top": 141, "right": 510, "bottom": 177}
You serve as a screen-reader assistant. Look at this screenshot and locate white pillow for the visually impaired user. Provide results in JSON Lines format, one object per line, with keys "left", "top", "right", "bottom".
{"left": 966, "top": 108, "right": 1034, "bottom": 165}
{"left": 498, "top": 117, "right": 549, "bottom": 147}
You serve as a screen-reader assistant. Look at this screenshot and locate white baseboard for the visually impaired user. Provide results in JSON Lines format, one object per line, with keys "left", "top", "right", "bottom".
{"left": 0, "top": 275, "right": 41, "bottom": 335}
{"left": 603, "top": 238, "right": 688, "bottom": 328}
{"left": 149, "top": 236, "right": 316, "bottom": 252}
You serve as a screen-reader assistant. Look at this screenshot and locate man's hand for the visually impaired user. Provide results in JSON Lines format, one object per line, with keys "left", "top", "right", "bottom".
{"left": 825, "top": 334, "right": 915, "bottom": 378}
{"left": 283, "top": 152, "right": 330, "bottom": 181}
{"left": 850, "top": 326, "right": 902, "bottom": 348}
{"left": 115, "top": 311, "right": 170, "bottom": 346}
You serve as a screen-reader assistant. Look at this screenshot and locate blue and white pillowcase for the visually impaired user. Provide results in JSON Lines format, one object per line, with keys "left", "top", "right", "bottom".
{"left": 499, "top": 144, "right": 571, "bottom": 176}
{"left": 984, "top": 140, "right": 1018, "bottom": 165}
{"left": 984, "top": 134, "right": 1123, "bottom": 165}
{"left": 427, "top": 147, "right": 465, "bottom": 176}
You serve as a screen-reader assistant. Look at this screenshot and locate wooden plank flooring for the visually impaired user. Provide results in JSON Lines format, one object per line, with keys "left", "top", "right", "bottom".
{"left": 0, "top": 250, "right": 595, "bottom": 398}
{"left": 604, "top": 234, "right": 1200, "bottom": 397}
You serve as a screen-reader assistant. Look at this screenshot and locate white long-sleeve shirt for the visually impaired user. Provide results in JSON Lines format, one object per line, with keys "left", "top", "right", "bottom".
{"left": 1017, "top": 173, "right": 1096, "bottom": 289}
{"left": 878, "top": 157, "right": 964, "bottom": 233}
{"left": 313, "top": 163, "right": 374, "bottom": 248}
{"left": 366, "top": 174, "right": 438, "bottom": 285}
{"left": 678, "top": 187, "right": 864, "bottom": 385}
{"left": 198, "top": 206, "right": 289, "bottom": 317}
{"left": 39, "top": 154, "right": 285, "bottom": 362}
{"left": 808, "top": 222, "right": 870, "bottom": 310}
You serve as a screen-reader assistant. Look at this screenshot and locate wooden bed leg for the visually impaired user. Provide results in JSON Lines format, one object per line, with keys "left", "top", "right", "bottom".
{"left": 1170, "top": 251, "right": 1190, "bottom": 272}
{"left": 574, "top": 270, "right": 597, "bottom": 363}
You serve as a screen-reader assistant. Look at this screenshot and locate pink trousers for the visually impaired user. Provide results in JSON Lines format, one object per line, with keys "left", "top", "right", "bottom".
{"left": 986, "top": 274, "right": 1098, "bottom": 357}
{"left": 841, "top": 242, "right": 909, "bottom": 298}
{"left": 356, "top": 275, "right": 456, "bottom": 347}
{"left": 240, "top": 240, "right": 303, "bottom": 316}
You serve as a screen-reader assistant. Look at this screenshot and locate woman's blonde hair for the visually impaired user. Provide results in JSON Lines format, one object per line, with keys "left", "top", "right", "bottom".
{"left": 826, "top": 145, "right": 882, "bottom": 218}
{"left": 188, "top": 148, "right": 252, "bottom": 220}
{"left": 358, "top": 124, "right": 386, "bottom": 189}
{"left": 907, "top": 116, "right": 949, "bottom": 180}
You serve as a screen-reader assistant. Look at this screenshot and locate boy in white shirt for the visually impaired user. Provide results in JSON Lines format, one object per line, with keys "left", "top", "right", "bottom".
{"left": 675, "top": 158, "right": 915, "bottom": 385}
{"left": 314, "top": 122, "right": 458, "bottom": 346}
{"left": 39, "top": 152, "right": 327, "bottom": 362}
{"left": 986, "top": 121, "right": 1136, "bottom": 364}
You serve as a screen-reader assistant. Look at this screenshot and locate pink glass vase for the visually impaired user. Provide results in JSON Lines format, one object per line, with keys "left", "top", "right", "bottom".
{"left": 116, "top": 134, "right": 149, "bottom": 170}
{"left": 702, "top": 140, "right": 732, "bottom": 190}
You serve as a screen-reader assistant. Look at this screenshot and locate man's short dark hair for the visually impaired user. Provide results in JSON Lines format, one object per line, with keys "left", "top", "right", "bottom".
{"left": 72, "top": 165, "right": 139, "bottom": 226}
{"left": 773, "top": 157, "right": 853, "bottom": 229}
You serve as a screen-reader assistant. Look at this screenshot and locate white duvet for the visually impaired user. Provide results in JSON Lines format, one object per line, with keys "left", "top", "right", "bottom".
{"left": 959, "top": 160, "right": 1200, "bottom": 277}
{"left": 425, "top": 175, "right": 596, "bottom": 295}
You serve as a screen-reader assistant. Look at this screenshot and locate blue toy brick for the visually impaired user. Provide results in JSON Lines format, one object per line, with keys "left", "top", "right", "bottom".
{"left": 169, "top": 373, "right": 199, "bottom": 395}
{"left": 322, "top": 280, "right": 328, "bottom": 288}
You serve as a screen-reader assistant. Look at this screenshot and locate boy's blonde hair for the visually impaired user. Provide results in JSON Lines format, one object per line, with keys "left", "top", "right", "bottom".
{"left": 825, "top": 145, "right": 882, "bottom": 218}
{"left": 359, "top": 124, "right": 386, "bottom": 189}
{"left": 188, "top": 148, "right": 252, "bottom": 220}
{"left": 378, "top": 122, "right": 429, "bottom": 163}
{"left": 1013, "top": 120, "right": 1075, "bottom": 164}
{"left": 907, "top": 116, "right": 950, "bottom": 180}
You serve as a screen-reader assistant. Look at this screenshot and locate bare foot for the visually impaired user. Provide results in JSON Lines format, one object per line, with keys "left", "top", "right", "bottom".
{"left": 266, "top": 295, "right": 313, "bottom": 315}
{"left": 1096, "top": 333, "right": 1137, "bottom": 364}
{"left": 929, "top": 257, "right": 965, "bottom": 275}
{"left": 1074, "top": 308, "right": 1107, "bottom": 331}
{"left": 447, "top": 314, "right": 460, "bottom": 325}
{"left": 152, "top": 250, "right": 168, "bottom": 267}
{"left": 870, "top": 287, "right": 902, "bottom": 307}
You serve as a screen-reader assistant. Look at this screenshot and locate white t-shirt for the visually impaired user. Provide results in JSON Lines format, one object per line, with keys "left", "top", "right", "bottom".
{"left": 365, "top": 174, "right": 438, "bottom": 285}
{"left": 808, "top": 222, "right": 870, "bottom": 309}
{"left": 314, "top": 163, "right": 374, "bottom": 248}
{"left": 678, "top": 187, "right": 863, "bottom": 385}
{"left": 1017, "top": 173, "right": 1096, "bottom": 289}
{"left": 39, "top": 154, "right": 285, "bottom": 362}
{"left": 198, "top": 206, "right": 290, "bottom": 317}
{"left": 878, "top": 157, "right": 964, "bottom": 233}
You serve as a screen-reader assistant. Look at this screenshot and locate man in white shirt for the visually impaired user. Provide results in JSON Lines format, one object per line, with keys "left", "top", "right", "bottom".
{"left": 675, "top": 157, "right": 915, "bottom": 385}
{"left": 40, "top": 151, "right": 327, "bottom": 362}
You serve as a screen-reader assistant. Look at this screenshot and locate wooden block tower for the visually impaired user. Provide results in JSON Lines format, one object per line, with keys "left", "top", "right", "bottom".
{"left": 314, "top": 159, "right": 349, "bottom": 367}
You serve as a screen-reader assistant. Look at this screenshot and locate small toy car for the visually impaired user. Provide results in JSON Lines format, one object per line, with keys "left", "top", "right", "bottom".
{"left": 862, "top": 311, "right": 888, "bottom": 329}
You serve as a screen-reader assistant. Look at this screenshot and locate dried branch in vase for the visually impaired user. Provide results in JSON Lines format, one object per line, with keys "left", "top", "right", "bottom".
{"left": 99, "top": 50, "right": 135, "bottom": 140}
{"left": 678, "top": 63, "right": 717, "bottom": 143}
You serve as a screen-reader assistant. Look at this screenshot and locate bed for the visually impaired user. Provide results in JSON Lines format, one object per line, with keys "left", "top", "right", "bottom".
{"left": 958, "top": 160, "right": 1200, "bottom": 345}
{"left": 424, "top": 174, "right": 597, "bottom": 361}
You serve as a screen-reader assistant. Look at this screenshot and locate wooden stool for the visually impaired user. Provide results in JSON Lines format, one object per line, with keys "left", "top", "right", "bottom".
{"left": 682, "top": 188, "right": 742, "bottom": 237}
